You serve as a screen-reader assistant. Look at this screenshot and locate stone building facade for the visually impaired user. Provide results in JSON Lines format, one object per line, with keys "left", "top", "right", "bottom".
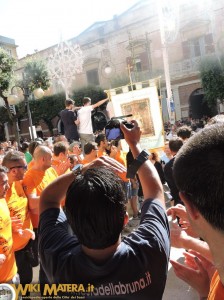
{"left": 2, "top": 0, "right": 224, "bottom": 140}
{"left": 0, "top": 35, "right": 18, "bottom": 59}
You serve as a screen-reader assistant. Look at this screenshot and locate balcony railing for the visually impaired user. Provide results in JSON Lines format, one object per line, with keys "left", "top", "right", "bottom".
{"left": 129, "top": 53, "right": 216, "bottom": 83}
{"left": 169, "top": 54, "right": 216, "bottom": 78}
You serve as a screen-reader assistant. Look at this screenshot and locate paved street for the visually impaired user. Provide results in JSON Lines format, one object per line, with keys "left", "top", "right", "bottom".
{"left": 163, "top": 247, "right": 197, "bottom": 300}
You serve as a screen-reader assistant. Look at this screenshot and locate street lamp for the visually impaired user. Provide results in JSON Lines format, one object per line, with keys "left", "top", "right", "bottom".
{"left": 8, "top": 78, "right": 44, "bottom": 141}
{"left": 101, "top": 62, "right": 116, "bottom": 90}
{"left": 104, "top": 64, "right": 112, "bottom": 75}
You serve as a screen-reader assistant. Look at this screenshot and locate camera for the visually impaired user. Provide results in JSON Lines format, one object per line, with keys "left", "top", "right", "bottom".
{"left": 105, "top": 116, "right": 134, "bottom": 141}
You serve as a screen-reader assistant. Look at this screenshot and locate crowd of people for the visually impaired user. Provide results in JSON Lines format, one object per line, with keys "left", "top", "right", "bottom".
{"left": 0, "top": 95, "right": 224, "bottom": 300}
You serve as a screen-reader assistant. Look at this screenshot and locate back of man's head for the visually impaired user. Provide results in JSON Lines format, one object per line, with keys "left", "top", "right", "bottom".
{"left": 173, "top": 124, "right": 224, "bottom": 232}
{"left": 53, "top": 134, "right": 68, "bottom": 144}
{"left": 21, "top": 142, "right": 29, "bottom": 152}
{"left": 53, "top": 142, "right": 68, "bottom": 156}
{"left": 84, "top": 142, "right": 97, "bottom": 155}
{"left": 95, "top": 134, "right": 106, "bottom": 147}
{"left": 82, "top": 97, "right": 91, "bottom": 106}
{"left": 177, "top": 126, "right": 192, "bottom": 140}
{"left": 169, "top": 137, "right": 183, "bottom": 154}
{"left": 33, "top": 145, "right": 52, "bottom": 160}
{"left": 65, "top": 167, "right": 126, "bottom": 249}
{"left": 28, "top": 141, "right": 42, "bottom": 156}
{"left": 65, "top": 99, "right": 74, "bottom": 107}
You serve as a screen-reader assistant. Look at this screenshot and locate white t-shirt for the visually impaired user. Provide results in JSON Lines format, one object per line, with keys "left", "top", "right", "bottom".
{"left": 77, "top": 105, "right": 93, "bottom": 134}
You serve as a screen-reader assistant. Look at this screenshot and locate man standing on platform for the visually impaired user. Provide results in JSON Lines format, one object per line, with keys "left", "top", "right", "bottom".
{"left": 77, "top": 97, "right": 108, "bottom": 150}
{"left": 60, "top": 99, "right": 79, "bottom": 143}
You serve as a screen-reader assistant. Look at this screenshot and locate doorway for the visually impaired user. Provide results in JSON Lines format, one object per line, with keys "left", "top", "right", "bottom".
{"left": 189, "top": 88, "right": 213, "bottom": 119}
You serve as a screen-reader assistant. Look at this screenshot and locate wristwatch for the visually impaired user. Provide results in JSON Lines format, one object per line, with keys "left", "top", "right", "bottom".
{"left": 72, "top": 164, "right": 83, "bottom": 176}
{"left": 126, "top": 150, "right": 149, "bottom": 179}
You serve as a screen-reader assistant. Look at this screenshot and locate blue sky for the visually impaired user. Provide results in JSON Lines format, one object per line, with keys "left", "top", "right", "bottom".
{"left": 0, "top": 0, "right": 139, "bottom": 58}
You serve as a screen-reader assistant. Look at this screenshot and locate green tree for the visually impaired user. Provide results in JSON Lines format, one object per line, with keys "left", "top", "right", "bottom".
{"left": 18, "top": 93, "right": 65, "bottom": 135}
{"left": 200, "top": 56, "right": 224, "bottom": 110}
{"left": 0, "top": 84, "right": 107, "bottom": 138}
{"left": 0, "top": 48, "right": 19, "bottom": 143}
{"left": 110, "top": 74, "right": 129, "bottom": 89}
{"left": 72, "top": 85, "right": 107, "bottom": 108}
{"left": 0, "top": 54, "right": 52, "bottom": 142}
{"left": 22, "top": 58, "right": 51, "bottom": 91}
{"left": 0, "top": 49, "right": 16, "bottom": 93}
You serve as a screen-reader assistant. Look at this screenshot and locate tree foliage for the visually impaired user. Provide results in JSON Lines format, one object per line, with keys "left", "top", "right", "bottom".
{"left": 0, "top": 86, "right": 107, "bottom": 136}
{"left": 72, "top": 85, "right": 108, "bottom": 109}
{"left": 199, "top": 56, "right": 224, "bottom": 108}
{"left": 0, "top": 48, "right": 16, "bottom": 96}
{"left": 110, "top": 73, "right": 129, "bottom": 89}
{"left": 0, "top": 48, "right": 16, "bottom": 121}
{"left": 0, "top": 54, "right": 52, "bottom": 142}
{"left": 21, "top": 58, "right": 51, "bottom": 91}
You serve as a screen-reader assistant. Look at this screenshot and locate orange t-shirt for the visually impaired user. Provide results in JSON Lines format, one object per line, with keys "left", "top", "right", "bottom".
{"left": 51, "top": 158, "right": 60, "bottom": 168}
{"left": 6, "top": 181, "right": 33, "bottom": 251}
{"left": 0, "top": 198, "right": 17, "bottom": 282}
{"left": 208, "top": 271, "right": 224, "bottom": 299}
{"left": 81, "top": 158, "right": 90, "bottom": 165}
{"left": 114, "top": 152, "right": 129, "bottom": 183}
{"left": 27, "top": 159, "right": 34, "bottom": 170}
{"left": 23, "top": 167, "right": 58, "bottom": 228}
{"left": 98, "top": 150, "right": 107, "bottom": 157}
{"left": 51, "top": 158, "right": 70, "bottom": 175}
{"left": 115, "top": 151, "right": 127, "bottom": 167}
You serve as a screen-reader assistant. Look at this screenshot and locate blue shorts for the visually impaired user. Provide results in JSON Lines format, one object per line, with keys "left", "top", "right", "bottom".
{"left": 131, "top": 188, "right": 139, "bottom": 197}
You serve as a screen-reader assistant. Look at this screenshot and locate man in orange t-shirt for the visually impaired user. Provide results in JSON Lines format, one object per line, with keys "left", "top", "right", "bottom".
{"left": 27, "top": 140, "right": 43, "bottom": 170}
{"left": 51, "top": 141, "right": 71, "bottom": 175}
{"left": 109, "top": 141, "right": 129, "bottom": 181}
{"left": 108, "top": 141, "right": 131, "bottom": 211}
{"left": 95, "top": 133, "right": 108, "bottom": 157}
{"left": 0, "top": 166, "right": 18, "bottom": 283}
{"left": 2, "top": 151, "right": 34, "bottom": 289}
{"left": 23, "top": 145, "right": 58, "bottom": 229}
{"left": 81, "top": 142, "right": 98, "bottom": 165}
{"left": 23, "top": 145, "right": 58, "bottom": 295}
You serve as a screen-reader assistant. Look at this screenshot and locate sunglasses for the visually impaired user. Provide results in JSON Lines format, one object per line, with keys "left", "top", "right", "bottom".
{"left": 9, "top": 165, "right": 28, "bottom": 171}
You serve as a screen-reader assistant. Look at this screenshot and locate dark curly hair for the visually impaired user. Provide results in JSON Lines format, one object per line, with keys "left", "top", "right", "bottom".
{"left": 65, "top": 167, "right": 126, "bottom": 249}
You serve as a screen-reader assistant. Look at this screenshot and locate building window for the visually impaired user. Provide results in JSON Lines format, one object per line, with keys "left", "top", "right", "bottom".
{"left": 86, "top": 69, "right": 99, "bottom": 86}
{"left": 182, "top": 34, "right": 214, "bottom": 59}
{"left": 126, "top": 52, "right": 149, "bottom": 72}
{"left": 6, "top": 49, "right": 12, "bottom": 56}
{"left": 190, "top": 36, "right": 205, "bottom": 57}
{"left": 135, "top": 58, "right": 142, "bottom": 72}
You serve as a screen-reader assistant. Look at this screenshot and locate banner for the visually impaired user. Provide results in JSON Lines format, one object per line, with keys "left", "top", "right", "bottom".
{"left": 110, "top": 85, "right": 164, "bottom": 151}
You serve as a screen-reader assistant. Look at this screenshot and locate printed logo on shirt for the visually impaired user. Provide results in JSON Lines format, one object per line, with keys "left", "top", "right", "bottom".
{"left": 10, "top": 284, "right": 94, "bottom": 299}
{"left": 93, "top": 271, "right": 152, "bottom": 297}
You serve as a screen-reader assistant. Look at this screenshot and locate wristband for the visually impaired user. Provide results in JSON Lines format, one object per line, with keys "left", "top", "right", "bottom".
{"left": 126, "top": 150, "right": 149, "bottom": 179}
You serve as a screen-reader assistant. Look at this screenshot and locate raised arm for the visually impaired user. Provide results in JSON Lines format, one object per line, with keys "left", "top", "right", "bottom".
{"left": 39, "top": 157, "right": 126, "bottom": 214}
{"left": 120, "top": 120, "right": 164, "bottom": 207}
{"left": 92, "top": 97, "right": 108, "bottom": 109}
